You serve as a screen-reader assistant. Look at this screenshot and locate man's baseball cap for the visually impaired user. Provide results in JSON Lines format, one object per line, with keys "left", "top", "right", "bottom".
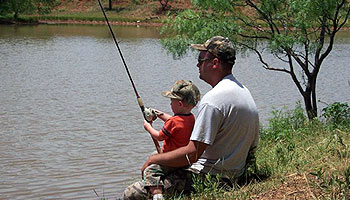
{"left": 162, "top": 80, "right": 201, "bottom": 106}
{"left": 191, "top": 36, "right": 236, "bottom": 65}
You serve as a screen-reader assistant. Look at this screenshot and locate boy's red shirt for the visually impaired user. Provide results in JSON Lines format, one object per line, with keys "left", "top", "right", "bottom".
{"left": 159, "top": 113, "right": 195, "bottom": 153}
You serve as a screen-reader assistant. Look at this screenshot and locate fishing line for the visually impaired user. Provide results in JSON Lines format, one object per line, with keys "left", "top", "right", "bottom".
{"left": 97, "top": 0, "right": 161, "bottom": 153}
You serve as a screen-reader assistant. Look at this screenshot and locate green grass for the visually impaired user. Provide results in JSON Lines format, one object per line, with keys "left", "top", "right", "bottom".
{"left": 21, "top": 11, "right": 143, "bottom": 23}
{"left": 26, "top": 10, "right": 163, "bottom": 24}
{"left": 0, "top": 14, "right": 39, "bottom": 23}
{"left": 169, "top": 102, "right": 350, "bottom": 200}
{"left": 0, "top": 1, "right": 164, "bottom": 24}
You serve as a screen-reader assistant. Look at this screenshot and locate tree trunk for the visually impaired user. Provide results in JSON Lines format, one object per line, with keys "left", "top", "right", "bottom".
{"left": 159, "top": 0, "right": 169, "bottom": 11}
{"left": 108, "top": 0, "right": 112, "bottom": 10}
{"left": 304, "top": 85, "right": 317, "bottom": 120}
{"left": 311, "top": 76, "right": 318, "bottom": 120}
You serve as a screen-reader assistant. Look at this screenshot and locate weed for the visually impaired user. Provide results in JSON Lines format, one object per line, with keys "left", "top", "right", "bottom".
{"left": 191, "top": 173, "right": 225, "bottom": 198}
{"left": 93, "top": 188, "right": 108, "bottom": 200}
{"left": 261, "top": 101, "right": 307, "bottom": 141}
{"left": 310, "top": 167, "right": 350, "bottom": 199}
{"left": 322, "top": 102, "right": 350, "bottom": 129}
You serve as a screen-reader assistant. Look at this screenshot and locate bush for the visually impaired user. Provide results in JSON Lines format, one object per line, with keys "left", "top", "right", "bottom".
{"left": 261, "top": 101, "right": 307, "bottom": 140}
{"left": 322, "top": 102, "right": 350, "bottom": 129}
{"left": 38, "top": 6, "right": 52, "bottom": 15}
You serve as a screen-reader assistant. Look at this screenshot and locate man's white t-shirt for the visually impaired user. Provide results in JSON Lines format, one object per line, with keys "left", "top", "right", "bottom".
{"left": 189, "top": 74, "right": 259, "bottom": 178}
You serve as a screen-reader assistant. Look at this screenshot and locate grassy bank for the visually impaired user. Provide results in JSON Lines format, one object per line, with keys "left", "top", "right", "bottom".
{"left": 96, "top": 103, "right": 349, "bottom": 200}
{"left": 170, "top": 102, "right": 350, "bottom": 200}
{"left": 2, "top": 0, "right": 350, "bottom": 29}
{"left": 1, "top": 0, "right": 183, "bottom": 25}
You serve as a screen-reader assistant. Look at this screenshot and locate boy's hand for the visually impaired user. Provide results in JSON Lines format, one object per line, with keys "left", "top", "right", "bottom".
{"left": 144, "top": 120, "right": 152, "bottom": 131}
{"left": 153, "top": 109, "right": 164, "bottom": 116}
{"left": 143, "top": 107, "right": 157, "bottom": 122}
{"left": 144, "top": 120, "right": 164, "bottom": 142}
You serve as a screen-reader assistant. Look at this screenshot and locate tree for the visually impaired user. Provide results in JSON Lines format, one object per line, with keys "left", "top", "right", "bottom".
{"left": 155, "top": 0, "right": 172, "bottom": 12}
{"left": 109, "top": 0, "right": 113, "bottom": 10}
{"left": 0, "top": 0, "right": 56, "bottom": 19}
{"left": 161, "top": 0, "right": 350, "bottom": 120}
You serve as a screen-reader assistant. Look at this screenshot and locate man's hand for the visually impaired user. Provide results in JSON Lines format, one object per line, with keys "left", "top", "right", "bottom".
{"left": 141, "top": 156, "right": 153, "bottom": 179}
{"left": 141, "top": 141, "right": 208, "bottom": 172}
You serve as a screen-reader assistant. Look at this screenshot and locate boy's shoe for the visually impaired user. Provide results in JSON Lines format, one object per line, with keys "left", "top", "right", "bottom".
{"left": 153, "top": 194, "right": 164, "bottom": 200}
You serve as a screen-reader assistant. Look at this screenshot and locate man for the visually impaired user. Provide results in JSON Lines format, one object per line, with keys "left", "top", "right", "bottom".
{"left": 123, "top": 36, "right": 259, "bottom": 200}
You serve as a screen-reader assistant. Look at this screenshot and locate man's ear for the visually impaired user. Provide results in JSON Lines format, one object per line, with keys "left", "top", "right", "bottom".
{"left": 212, "top": 58, "right": 220, "bottom": 69}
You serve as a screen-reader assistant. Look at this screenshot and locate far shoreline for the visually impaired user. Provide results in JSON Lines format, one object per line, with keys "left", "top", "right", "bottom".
{"left": 38, "top": 19, "right": 164, "bottom": 27}
{"left": 2, "top": 18, "right": 350, "bottom": 31}
{"left": 0, "top": 18, "right": 164, "bottom": 27}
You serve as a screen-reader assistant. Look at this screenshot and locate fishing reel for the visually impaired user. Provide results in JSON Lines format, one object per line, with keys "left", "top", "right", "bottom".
{"left": 143, "top": 107, "right": 157, "bottom": 122}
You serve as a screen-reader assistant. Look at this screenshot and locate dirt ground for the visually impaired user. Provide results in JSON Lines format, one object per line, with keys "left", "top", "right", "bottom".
{"left": 253, "top": 173, "right": 323, "bottom": 200}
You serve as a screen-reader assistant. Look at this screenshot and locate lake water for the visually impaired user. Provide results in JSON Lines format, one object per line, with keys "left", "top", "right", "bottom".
{"left": 0, "top": 24, "right": 349, "bottom": 199}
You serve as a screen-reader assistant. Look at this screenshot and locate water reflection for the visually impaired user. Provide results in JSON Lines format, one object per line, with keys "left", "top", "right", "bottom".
{"left": 0, "top": 24, "right": 161, "bottom": 39}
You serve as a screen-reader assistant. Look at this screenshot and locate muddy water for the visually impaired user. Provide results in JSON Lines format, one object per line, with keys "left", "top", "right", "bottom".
{"left": 0, "top": 24, "right": 349, "bottom": 199}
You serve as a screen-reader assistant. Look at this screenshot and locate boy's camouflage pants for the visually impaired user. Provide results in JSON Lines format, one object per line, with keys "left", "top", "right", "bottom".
{"left": 143, "top": 164, "right": 178, "bottom": 188}
{"left": 123, "top": 165, "right": 194, "bottom": 200}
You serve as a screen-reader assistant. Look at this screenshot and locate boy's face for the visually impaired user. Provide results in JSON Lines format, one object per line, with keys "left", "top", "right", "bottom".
{"left": 170, "top": 98, "right": 182, "bottom": 114}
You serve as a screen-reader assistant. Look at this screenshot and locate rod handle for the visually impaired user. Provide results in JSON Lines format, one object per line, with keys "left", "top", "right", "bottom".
{"left": 137, "top": 97, "right": 162, "bottom": 153}
{"left": 137, "top": 97, "right": 144, "bottom": 109}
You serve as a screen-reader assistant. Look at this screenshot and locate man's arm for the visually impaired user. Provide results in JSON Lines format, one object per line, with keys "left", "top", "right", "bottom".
{"left": 141, "top": 140, "right": 208, "bottom": 173}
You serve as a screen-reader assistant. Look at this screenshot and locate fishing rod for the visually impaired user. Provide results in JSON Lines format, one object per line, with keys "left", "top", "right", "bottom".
{"left": 97, "top": 0, "right": 161, "bottom": 153}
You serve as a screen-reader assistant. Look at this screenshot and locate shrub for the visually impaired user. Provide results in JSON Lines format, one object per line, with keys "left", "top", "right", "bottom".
{"left": 322, "top": 102, "right": 350, "bottom": 129}
{"left": 261, "top": 101, "right": 307, "bottom": 140}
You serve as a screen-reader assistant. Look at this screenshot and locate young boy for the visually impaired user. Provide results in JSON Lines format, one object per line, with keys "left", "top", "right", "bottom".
{"left": 143, "top": 80, "right": 200, "bottom": 200}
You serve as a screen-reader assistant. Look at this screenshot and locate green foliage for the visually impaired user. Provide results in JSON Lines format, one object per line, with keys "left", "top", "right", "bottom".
{"left": 161, "top": 9, "right": 238, "bottom": 58}
{"left": 322, "top": 102, "right": 350, "bottom": 129}
{"left": 191, "top": 173, "right": 226, "bottom": 199}
{"left": 327, "top": 132, "right": 350, "bottom": 160}
{"left": 261, "top": 101, "right": 307, "bottom": 140}
{"left": 251, "top": 103, "right": 349, "bottom": 199}
{"left": 192, "top": 0, "right": 234, "bottom": 12}
{"left": 37, "top": 6, "right": 52, "bottom": 15}
{"left": 0, "top": 0, "right": 57, "bottom": 19}
{"left": 1, "top": 0, "right": 35, "bottom": 18}
{"left": 160, "top": 35, "right": 192, "bottom": 59}
{"left": 132, "top": 0, "right": 141, "bottom": 5}
{"left": 161, "top": 0, "right": 349, "bottom": 55}
{"left": 275, "top": 140, "right": 296, "bottom": 165}
{"left": 306, "top": 129, "right": 350, "bottom": 199}
{"left": 310, "top": 167, "right": 350, "bottom": 199}
{"left": 238, "top": 151, "right": 272, "bottom": 186}
{"left": 161, "top": 0, "right": 350, "bottom": 120}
